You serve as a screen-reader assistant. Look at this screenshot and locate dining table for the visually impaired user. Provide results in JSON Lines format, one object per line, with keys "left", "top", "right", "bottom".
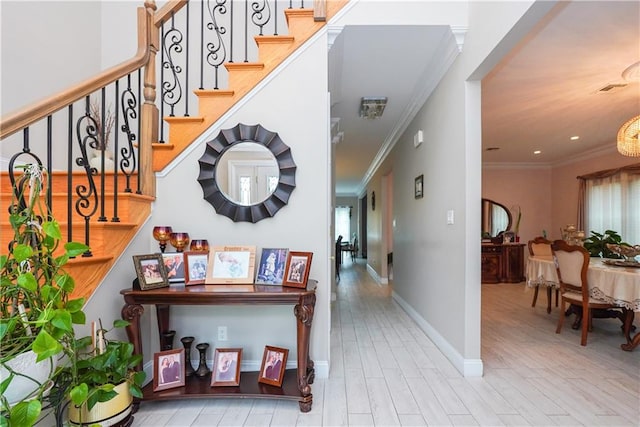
{"left": 526, "top": 255, "right": 640, "bottom": 351}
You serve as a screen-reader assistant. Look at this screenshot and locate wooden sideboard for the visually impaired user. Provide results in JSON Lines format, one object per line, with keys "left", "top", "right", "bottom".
{"left": 481, "top": 243, "right": 525, "bottom": 283}
{"left": 120, "top": 281, "right": 317, "bottom": 412}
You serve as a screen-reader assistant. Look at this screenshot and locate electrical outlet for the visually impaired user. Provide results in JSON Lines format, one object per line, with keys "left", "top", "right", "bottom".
{"left": 217, "top": 326, "right": 227, "bottom": 341}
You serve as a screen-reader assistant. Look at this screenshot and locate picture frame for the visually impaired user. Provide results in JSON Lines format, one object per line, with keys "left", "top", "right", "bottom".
{"left": 211, "top": 348, "right": 242, "bottom": 387}
{"left": 184, "top": 251, "right": 209, "bottom": 285}
{"left": 161, "top": 252, "right": 186, "bottom": 283}
{"left": 255, "top": 248, "right": 289, "bottom": 285}
{"left": 205, "top": 246, "right": 256, "bottom": 284}
{"left": 503, "top": 231, "right": 516, "bottom": 244}
{"left": 282, "top": 251, "right": 313, "bottom": 288}
{"left": 133, "top": 254, "right": 169, "bottom": 290}
{"left": 258, "top": 345, "right": 288, "bottom": 387}
{"left": 153, "top": 348, "right": 185, "bottom": 391}
{"left": 415, "top": 174, "right": 424, "bottom": 199}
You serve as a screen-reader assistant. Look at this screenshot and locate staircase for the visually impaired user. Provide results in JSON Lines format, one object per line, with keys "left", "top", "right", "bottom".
{"left": 0, "top": 0, "right": 347, "bottom": 302}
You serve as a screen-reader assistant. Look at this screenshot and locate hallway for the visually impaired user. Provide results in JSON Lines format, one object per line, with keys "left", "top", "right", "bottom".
{"left": 131, "top": 259, "right": 639, "bottom": 426}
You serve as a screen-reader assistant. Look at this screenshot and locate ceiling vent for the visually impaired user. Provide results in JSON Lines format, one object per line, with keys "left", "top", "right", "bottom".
{"left": 359, "top": 97, "right": 387, "bottom": 119}
{"left": 598, "top": 83, "right": 628, "bottom": 92}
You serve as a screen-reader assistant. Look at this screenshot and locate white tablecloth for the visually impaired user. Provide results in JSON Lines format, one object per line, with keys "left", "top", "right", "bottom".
{"left": 526, "top": 256, "right": 640, "bottom": 312}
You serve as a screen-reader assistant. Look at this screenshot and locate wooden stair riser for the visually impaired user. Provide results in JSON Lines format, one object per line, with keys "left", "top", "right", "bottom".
{"left": 0, "top": 193, "right": 152, "bottom": 226}
{"left": 0, "top": 171, "right": 139, "bottom": 195}
{"left": 1, "top": 221, "right": 138, "bottom": 256}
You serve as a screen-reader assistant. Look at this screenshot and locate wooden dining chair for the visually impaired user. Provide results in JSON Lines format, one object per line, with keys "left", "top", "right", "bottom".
{"left": 551, "top": 240, "right": 619, "bottom": 346}
{"left": 527, "top": 236, "right": 557, "bottom": 312}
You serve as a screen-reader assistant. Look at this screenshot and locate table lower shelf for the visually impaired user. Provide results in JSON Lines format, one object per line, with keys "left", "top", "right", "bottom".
{"left": 139, "top": 369, "right": 311, "bottom": 411}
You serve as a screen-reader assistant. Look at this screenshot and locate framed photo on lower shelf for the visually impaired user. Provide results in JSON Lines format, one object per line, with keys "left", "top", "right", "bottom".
{"left": 258, "top": 345, "right": 288, "bottom": 387}
{"left": 211, "top": 348, "right": 242, "bottom": 387}
{"left": 153, "top": 348, "right": 185, "bottom": 391}
{"left": 282, "top": 251, "right": 313, "bottom": 288}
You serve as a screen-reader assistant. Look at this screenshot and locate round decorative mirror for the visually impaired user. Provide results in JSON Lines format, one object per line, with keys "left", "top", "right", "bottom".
{"left": 481, "top": 198, "right": 512, "bottom": 238}
{"left": 197, "top": 123, "right": 296, "bottom": 223}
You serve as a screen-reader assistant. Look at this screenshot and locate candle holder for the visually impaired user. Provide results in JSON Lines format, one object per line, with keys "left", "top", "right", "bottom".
{"left": 189, "top": 239, "right": 210, "bottom": 252}
{"left": 195, "top": 342, "right": 211, "bottom": 377}
{"left": 180, "top": 336, "right": 196, "bottom": 377}
{"left": 153, "top": 226, "right": 173, "bottom": 253}
{"left": 169, "top": 232, "right": 190, "bottom": 253}
{"left": 160, "top": 330, "right": 176, "bottom": 351}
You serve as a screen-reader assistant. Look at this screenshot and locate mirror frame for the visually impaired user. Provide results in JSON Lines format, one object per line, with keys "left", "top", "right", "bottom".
{"left": 197, "top": 123, "right": 296, "bottom": 223}
{"left": 481, "top": 198, "right": 512, "bottom": 238}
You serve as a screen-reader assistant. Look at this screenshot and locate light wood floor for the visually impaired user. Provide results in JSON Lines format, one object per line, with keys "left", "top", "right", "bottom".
{"left": 131, "top": 259, "right": 639, "bottom": 426}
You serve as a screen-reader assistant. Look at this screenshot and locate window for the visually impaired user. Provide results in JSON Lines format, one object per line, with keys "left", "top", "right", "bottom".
{"left": 584, "top": 169, "right": 640, "bottom": 244}
{"left": 335, "top": 206, "right": 351, "bottom": 241}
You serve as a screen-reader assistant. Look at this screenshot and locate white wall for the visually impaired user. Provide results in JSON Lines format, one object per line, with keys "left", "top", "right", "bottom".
{"left": 86, "top": 32, "right": 331, "bottom": 376}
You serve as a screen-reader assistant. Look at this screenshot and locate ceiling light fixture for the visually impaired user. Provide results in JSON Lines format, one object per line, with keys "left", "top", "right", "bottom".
{"left": 534, "top": 150, "right": 541, "bottom": 155}
{"left": 359, "top": 97, "right": 387, "bottom": 119}
{"left": 617, "top": 115, "right": 640, "bottom": 157}
{"left": 570, "top": 136, "right": 580, "bottom": 141}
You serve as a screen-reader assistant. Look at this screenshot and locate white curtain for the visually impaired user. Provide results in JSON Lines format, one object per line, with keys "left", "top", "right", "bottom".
{"left": 586, "top": 171, "right": 640, "bottom": 244}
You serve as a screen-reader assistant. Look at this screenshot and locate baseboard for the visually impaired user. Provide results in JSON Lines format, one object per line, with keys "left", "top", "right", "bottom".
{"left": 392, "top": 291, "right": 483, "bottom": 377}
{"left": 366, "top": 263, "right": 388, "bottom": 285}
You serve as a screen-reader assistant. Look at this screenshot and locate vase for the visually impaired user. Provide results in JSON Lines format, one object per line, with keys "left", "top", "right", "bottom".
{"left": 88, "top": 150, "right": 114, "bottom": 172}
{"left": 0, "top": 350, "right": 57, "bottom": 407}
{"left": 160, "top": 330, "right": 176, "bottom": 351}
{"left": 68, "top": 380, "right": 132, "bottom": 426}
{"left": 195, "top": 343, "right": 210, "bottom": 377}
{"left": 181, "top": 336, "right": 196, "bottom": 377}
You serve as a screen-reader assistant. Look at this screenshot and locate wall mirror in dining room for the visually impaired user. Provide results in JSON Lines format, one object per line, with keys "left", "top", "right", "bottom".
{"left": 481, "top": 198, "right": 512, "bottom": 238}
{"left": 197, "top": 123, "right": 296, "bottom": 223}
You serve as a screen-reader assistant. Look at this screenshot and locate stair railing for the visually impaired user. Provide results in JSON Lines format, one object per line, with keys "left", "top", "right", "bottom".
{"left": 0, "top": 4, "right": 157, "bottom": 256}
{"left": 0, "top": 0, "right": 328, "bottom": 258}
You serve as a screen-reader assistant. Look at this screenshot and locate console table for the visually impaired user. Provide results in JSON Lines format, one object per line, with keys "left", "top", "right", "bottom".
{"left": 120, "top": 281, "right": 317, "bottom": 412}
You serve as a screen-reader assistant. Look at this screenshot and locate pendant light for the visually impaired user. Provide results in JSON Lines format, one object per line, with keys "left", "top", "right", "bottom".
{"left": 617, "top": 115, "right": 640, "bottom": 157}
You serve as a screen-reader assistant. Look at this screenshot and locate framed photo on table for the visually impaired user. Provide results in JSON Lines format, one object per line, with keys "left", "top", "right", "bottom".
{"left": 211, "top": 348, "right": 242, "bottom": 387}
{"left": 258, "top": 345, "right": 288, "bottom": 387}
{"left": 255, "top": 248, "right": 288, "bottom": 285}
{"left": 205, "top": 246, "right": 256, "bottom": 284}
{"left": 184, "top": 251, "right": 209, "bottom": 285}
{"left": 161, "top": 252, "right": 186, "bottom": 283}
{"left": 282, "top": 251, "right": 313, "bottom": 288}
{"left": 133, "top": 254, "right": 169, "bottom": 290}
{"left": 153, "top": 348, "right": 185, "bottom": 391}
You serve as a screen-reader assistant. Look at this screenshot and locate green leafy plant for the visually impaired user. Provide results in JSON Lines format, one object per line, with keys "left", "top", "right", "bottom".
{"left": 53, "top": 319, "right": 145, "bottom": 416}
{"left": 582, "top": 230, "right": 625, "bottom": 258}
{"left": 1, "top": 164, "right": 89, "bottom": 427}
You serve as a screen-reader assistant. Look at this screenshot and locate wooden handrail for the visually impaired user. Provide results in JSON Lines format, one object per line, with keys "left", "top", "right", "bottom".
{"left": 154, "top": 0, "right": 188, "bottom": 27}
{"left": 0, "top": 6, "right": 152, "bottom": 140}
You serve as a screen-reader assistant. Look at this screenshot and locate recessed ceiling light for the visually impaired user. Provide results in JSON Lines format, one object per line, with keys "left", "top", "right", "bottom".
{"left": 570, "top": 136, "right": 580, "bottom": 141}
{"left": 534, "top": 150, "right": 541, "bottom": 155}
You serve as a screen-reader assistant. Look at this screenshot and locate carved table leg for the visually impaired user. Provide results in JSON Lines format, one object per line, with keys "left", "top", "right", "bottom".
{"left": 294, "top": 293, "right": 316, "bottom": 412}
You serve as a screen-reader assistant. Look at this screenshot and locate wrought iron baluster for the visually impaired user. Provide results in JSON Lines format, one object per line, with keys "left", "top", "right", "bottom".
{"left": 185, "top": 1, "right": 190, "bottom": 117}
{"left": 46, "top": 115, "right": 53, "bottom": 218}
{"left": 251, "top": 0, "right": 270, "bottom": 37}
{"left": 159, "top": 21, "right": 166, "bottom": 143}
{"left": 136, "top": 69, "right": 142, "bottom": 195}
{"left": 205, "top": 0, "right": 228, "bottom": 89}
{"left": 120, "top": 74, "right": 139, "bottom": 197}
{"left": 111, "top": 80, "right": 121, "bottom": 223}
{"left": 97, "top": 88, "right": 107, "bottom": 222}
{"left": 67, "top": 105, "right": 74, "bottom": 244}
{"left": 161, "top": 12, "right": 184, "bottom": 117}
{"left": 75, "top": 96, "right": 100, "bottom": 257}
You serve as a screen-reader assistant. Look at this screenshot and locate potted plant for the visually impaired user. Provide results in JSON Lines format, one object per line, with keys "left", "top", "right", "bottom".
{"left": 1, "top": 164, "right": 89, "bottom": 427}
{"left": 582, "top": 229, "right": 625, "bottom": 258}
{"left": 52, "top": 319, "right": 145, "bottom": 426}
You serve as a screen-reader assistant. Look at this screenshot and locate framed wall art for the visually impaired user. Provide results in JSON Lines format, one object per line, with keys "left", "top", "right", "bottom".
{"left": 205, "top": 246, "right": 256, "bottom": 284}
{"left": 133, "top": 254, "right": 169, "bottom": 290}
{"left": 153, "top": 348, "right": 185, "bottom": 391}
{"left": 282, "top": 251, "right": 313, "bottom": 288}
{"left": 255, "top": 248, "right": 288, "bottom": 285}
{"left": 161, "top": 252, "right": 186, "bottom": 283}
{"left": 184, "top": 251, "right": 209, "bottom": 285}
{"left": 211, "top": 348, "right": 242, "bottom": 387}
{"left": 258, "top": 345, "right": 288, "bottom": 387}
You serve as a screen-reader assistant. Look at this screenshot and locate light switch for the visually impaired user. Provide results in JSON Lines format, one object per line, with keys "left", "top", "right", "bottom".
{"left": 447, "top": 210, "right": 454, "bottom": 225}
